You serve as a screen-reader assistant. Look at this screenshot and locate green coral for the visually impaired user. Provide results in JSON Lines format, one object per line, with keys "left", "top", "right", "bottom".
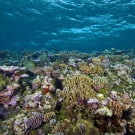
{"left": 23, "top": 60, "right": 35, "bottom": 70}
{"left": 98, "top": 89, "right": 108, "bottom": 97}
{"left": 38, "top": 52, "right": 47, "bottom": 61}
{"left": 0, "top": 74, "right": 10, "bottom": 90}
{"left": 30, "top": 129, "right": 38, "bottom": 135}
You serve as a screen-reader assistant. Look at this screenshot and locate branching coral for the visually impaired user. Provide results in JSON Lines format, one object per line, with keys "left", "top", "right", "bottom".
{"left": 92, "top": 57, "right": 101, "bottom": 65}
{"left": 92, "top": 76, "right": 110, "bottom": 92}
{"left": 62, "top": 74, "right": 96, "bottom": 103}
{"left": 79, "top": 64, "right": 104, "bottom": 76}
{"left": 108, "top": 101, "right": 123, "bottom": 118}
{"left": 51, "top": 122, "right": 66, "bottom": 134}
{"left": 56, "top": 74, "right": 96, "bottom": 123}
{"left": 43, "top": 111, "right": 55, "bottom": 123}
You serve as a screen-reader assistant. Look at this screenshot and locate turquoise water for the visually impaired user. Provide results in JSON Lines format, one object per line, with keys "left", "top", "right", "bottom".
{"left": 0, "top": 0, "right": 135, "bottom": 52}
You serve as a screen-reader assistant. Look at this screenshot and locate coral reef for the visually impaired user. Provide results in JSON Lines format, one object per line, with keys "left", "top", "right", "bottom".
{"left": 0, "top": 48, "right": 135, "bottom": 135}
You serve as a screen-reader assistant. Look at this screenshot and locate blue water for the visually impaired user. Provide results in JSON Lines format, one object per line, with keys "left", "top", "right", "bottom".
{"left": 0, "top": 0, "right": 135, "bottom": 52}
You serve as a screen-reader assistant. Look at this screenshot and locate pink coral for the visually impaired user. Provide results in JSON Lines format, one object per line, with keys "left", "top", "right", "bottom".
{"left": 6, "top": 95, "right": 19, "bottom": 106}
{"left": 0, "top": 65, "right": 19, "bottom": 73}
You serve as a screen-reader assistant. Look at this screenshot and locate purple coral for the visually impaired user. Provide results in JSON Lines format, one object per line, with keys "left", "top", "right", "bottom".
{"left": 7, "top": 95, "right": 19, "bottom": 106}
{"left": 87, "top": 98, "right": 99, "bottom": 111}
{"left": 25, "top": 113, "right": 44, "bottom": 131}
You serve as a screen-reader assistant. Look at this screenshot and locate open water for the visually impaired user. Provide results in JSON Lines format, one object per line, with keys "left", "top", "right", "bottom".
{"left": 0, "top": 0, "right": 135, "bottom": 52}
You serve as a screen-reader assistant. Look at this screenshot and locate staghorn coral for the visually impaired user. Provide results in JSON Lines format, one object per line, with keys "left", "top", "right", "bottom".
{"left": 108, "top": 101, "right": 123, "bottom": 118}
{"left": 56, "top": 74, "right": 96, "bottom": 121}
{"left": 63, "top": 74, "right": 93, "bottom": 90}
{"left": 62, "top": 74, "right": 96, "bottom": 102}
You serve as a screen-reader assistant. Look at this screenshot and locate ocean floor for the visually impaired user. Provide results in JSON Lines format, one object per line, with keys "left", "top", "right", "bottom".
{"left": 0, "top": 48, "right": 135, "bottom": 135}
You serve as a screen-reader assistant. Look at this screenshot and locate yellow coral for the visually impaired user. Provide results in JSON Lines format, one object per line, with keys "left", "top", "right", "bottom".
{"left": 92, "top": 57, "right": 101, "bottom": 64}
{"left": 61, "top": 74, "right": 96, "bottom": 110}
{"left": 43, "top": 112, "right": 55, "bottom": 122}
{"left": 79, "top": 64, "right": 104, "bottom": 75}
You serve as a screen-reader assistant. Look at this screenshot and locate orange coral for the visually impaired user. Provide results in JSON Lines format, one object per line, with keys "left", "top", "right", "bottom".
{"left": 42, "top": 84, "right": 50, "bottom": 95}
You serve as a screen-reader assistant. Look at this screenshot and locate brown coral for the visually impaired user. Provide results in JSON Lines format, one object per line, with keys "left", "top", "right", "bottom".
{"left": 51, "top": 122, "right": 66, "bottom": 134}
{"left": 120, "top": 92, "right": 131, "bottom": 111}
{"left": 62, "top": 74, "right": 95, "bottom": 99}
{"left": 108, "top": 101, "right": 123, "bottom": 118}
{"left": 128, "top": 110, "right": 135, "bottom": 134}
{"left": 92, "top": 57, "right": 101, "bottom": 64}
{"left": 79, "top": 64, "right": 104, "bottom": 75}
{"left": 43, "top": 66, "right": 53, "bottom": 76}
{"left": 29, "top": 67, "right": 43, "bottom": 74}
{"left": 52, "top": 69, "right": 61, "bottom": 78}
{"left": 43, "top": 112, "right": 55, "bottom": 122}
{"left": 60, "top": 74, "right": 96, "bottom": 112}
